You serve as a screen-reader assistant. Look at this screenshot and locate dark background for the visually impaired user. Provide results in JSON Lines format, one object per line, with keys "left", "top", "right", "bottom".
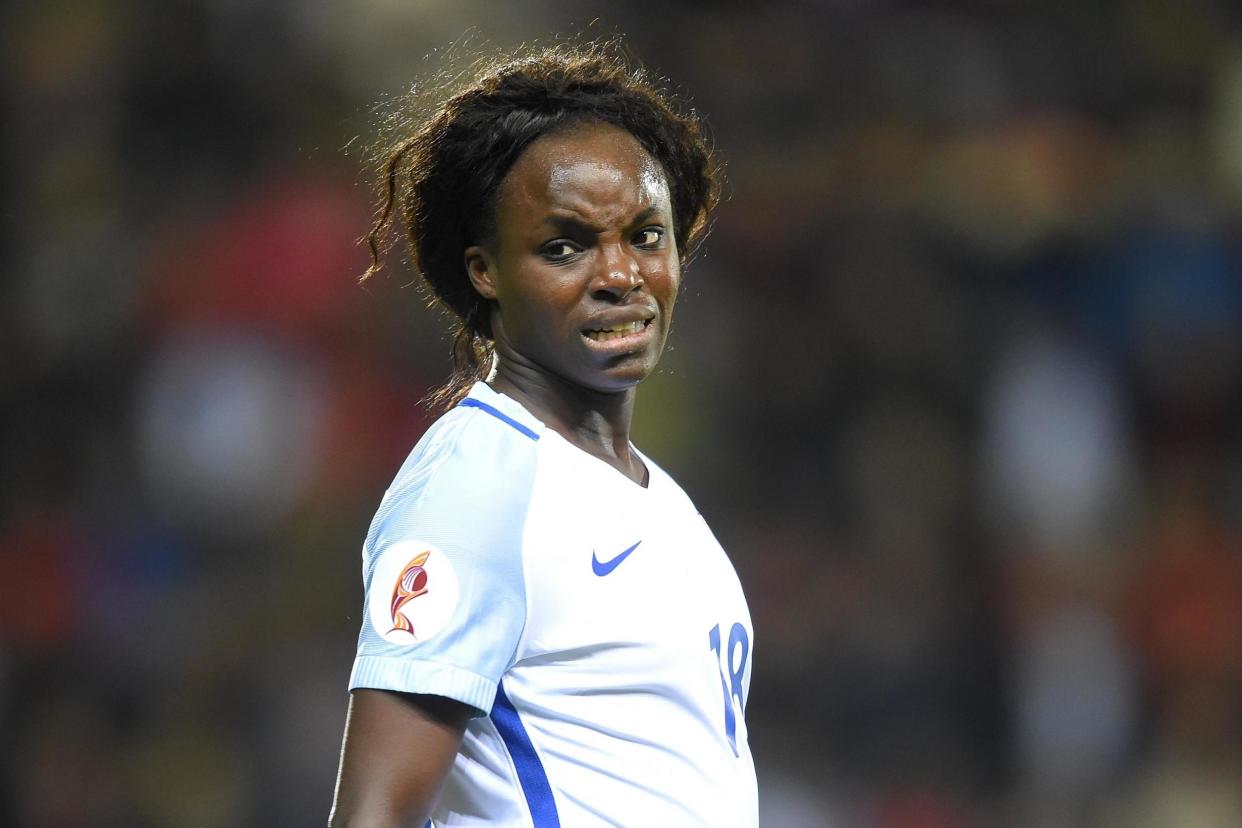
{"left": 4, "top": 1, "right": 1242, "bottom": 825}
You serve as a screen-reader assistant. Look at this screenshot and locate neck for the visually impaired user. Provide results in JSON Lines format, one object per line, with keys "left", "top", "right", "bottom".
{"left": 489, "top": 360, "right": 645, "bottom": 483}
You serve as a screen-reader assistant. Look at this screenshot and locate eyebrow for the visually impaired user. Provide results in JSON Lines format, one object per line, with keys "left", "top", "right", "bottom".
{"left": 542, "top": 205, "right": 662, "bottom": 235}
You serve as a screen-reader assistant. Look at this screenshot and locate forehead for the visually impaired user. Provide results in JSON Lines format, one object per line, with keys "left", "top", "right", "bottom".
{"left": 495, "top": 122, "right": 670, "bottom": 228}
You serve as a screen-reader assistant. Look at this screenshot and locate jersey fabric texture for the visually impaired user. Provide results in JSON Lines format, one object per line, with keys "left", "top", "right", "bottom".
{"left": 350, "top": 382, "right": 757, "bottom": 827}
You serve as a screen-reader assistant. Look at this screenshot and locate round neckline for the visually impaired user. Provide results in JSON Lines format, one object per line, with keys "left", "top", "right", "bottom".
{"left": 475, "top": 382, "right": 654, "bottom": 491}
{"left": 541, "top": 428, "right": 654, "bottom": 492}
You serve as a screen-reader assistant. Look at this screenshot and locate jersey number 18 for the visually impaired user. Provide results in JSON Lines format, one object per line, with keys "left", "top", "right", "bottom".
{"left": 708, "top": 622, "right": 750, "bottom": 757}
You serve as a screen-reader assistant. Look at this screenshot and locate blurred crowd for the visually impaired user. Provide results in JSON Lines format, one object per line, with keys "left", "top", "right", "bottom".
{"left": 4, "top": 1, "right": 1242, "bottom": 826}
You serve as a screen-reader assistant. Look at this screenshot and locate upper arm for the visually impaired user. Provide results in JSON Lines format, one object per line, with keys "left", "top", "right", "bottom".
{"left": 329, "top": 689, "right": 472, "bottom": 827}
{"left": 335, "top": 415, "right": 539, "bottom": 824}
{"left": 349, "top": 418, "right": 537, "bottom": 712}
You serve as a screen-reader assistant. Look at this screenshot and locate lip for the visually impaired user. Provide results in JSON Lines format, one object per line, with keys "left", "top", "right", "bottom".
{"left": 581, "top": 306, "right": 656, "bottom": 333}
{"left": 580, "top": 308, "right": 657, "bottom": 353}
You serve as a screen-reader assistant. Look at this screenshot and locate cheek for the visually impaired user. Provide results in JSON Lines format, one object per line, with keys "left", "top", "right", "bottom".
{"left": 500, "top": 268, "right": 581, "bottom": 331}
{"left": 655, "top": 256, "right": 681, "bottom": 304}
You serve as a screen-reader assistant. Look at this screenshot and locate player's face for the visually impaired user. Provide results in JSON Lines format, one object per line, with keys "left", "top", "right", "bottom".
{"left": 466, "top": 121, "right": 680, "bottom": 395}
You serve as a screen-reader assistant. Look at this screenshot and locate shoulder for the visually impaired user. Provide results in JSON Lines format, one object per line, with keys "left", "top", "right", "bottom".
{"left": 390, "top": 398, "right": 540, "bottom": 500}
{"left": 366, "top": 385, "right": 546, "bottom": 554}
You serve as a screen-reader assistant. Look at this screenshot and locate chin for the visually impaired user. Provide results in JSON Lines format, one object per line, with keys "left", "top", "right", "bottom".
{"left": 599, "top": 354, "right": 662, "bottom": 389}
{"left": 569, "top": 375, "right": 640, "bottom": 396}
{"left": 552, "top": 345, "right": 663, "bottom": 395}
{"left": 570, "top": 364, "right": 652, "bottom": 395}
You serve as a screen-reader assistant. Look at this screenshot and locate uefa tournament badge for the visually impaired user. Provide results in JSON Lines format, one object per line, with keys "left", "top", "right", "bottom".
{"left": 368, "top": 540, "right": 460, "bottom": 644}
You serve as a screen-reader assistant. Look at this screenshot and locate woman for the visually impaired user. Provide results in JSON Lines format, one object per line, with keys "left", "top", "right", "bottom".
{"left": 331, "top": 42, "right": 756, "bottom": 827}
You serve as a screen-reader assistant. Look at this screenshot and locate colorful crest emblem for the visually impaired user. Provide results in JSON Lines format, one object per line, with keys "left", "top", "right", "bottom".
{"left": 368, "top": 541, "right": 460, "bottom": 645}
{"left": 389, "top": 550, "right": 431, "bottom": 636}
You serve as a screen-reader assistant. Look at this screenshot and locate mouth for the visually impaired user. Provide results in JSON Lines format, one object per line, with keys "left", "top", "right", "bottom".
{"left": 582, "top": 318, "right": 652, "bottom": 343}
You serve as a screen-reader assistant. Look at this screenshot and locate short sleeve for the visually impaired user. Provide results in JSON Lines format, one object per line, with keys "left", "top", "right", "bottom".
{"left": 348, "top": 406, "right": 539, "bottom": 715}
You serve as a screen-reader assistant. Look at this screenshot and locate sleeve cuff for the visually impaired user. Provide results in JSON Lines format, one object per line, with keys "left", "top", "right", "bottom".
{"left": 348, "top": 655, "right": 497, "bottom": 716}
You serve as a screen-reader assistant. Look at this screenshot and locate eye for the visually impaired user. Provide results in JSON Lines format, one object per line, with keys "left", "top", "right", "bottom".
{"left": 633, "top": 227, "right": 664, "bottom": 248}
{"left": 539, "top": 240, "right": 580, "bottom": 262}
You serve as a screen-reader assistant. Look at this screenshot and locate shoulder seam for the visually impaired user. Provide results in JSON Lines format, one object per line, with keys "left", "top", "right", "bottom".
{"left": 457, "top": 398, "right": 540, "bottom": 441}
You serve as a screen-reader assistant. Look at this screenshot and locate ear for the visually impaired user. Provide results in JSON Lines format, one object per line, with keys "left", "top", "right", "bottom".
{"left": 464, "top": 245, "right": 498, "bottom": 301}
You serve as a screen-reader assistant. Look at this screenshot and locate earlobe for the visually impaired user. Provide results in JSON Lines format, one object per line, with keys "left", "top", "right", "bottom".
{"left": 464, "top": 246, "right": 498, "bottom": 300}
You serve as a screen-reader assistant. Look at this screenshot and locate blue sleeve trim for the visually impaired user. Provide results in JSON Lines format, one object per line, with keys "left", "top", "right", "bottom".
{"left": 457, "top": 398, "right": 540, "bottom": 441}
{"left": 491, "top": 683, "right": 561, "bottom": 826}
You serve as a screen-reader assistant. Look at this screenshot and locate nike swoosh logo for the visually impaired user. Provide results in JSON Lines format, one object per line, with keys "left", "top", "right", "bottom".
{"left": 592, "top": 541, "right": 642, "bottom": 576}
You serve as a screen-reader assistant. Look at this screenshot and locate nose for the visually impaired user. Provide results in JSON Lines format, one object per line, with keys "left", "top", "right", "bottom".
{"left": 591, "top": 242, "right": 643, "bottom": 301}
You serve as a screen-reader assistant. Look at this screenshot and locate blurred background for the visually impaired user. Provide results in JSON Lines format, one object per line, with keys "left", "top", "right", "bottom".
{"left": 4, "top": 0, "right": 1242, "bottom": 825}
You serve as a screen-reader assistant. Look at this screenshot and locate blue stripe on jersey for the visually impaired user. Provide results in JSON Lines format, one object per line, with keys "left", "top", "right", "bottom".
{"left": 491, "top": 683, "right": 560, "bottom": 826}
{"left": 458, "top": 398, "right": 540, "bottom": 441}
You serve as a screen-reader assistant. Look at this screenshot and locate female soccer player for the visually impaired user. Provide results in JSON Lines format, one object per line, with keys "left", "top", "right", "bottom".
{"left": 330, "top": 42, "right": 756, "bottom": 827}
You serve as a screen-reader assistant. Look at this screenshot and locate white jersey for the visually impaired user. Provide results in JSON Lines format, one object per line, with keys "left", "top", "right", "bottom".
{"left": 350, "top": 382, "right": 757, "bottom": 827}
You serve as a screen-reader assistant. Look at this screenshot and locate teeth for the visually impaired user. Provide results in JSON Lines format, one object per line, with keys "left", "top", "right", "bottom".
{"left": 585, "top": 320, "right": 646, "bottom": 341}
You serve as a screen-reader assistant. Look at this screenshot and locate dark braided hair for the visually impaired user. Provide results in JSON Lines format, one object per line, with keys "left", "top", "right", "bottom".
{"left": 364, "top": 40, "right": 722, "bottom": 408}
